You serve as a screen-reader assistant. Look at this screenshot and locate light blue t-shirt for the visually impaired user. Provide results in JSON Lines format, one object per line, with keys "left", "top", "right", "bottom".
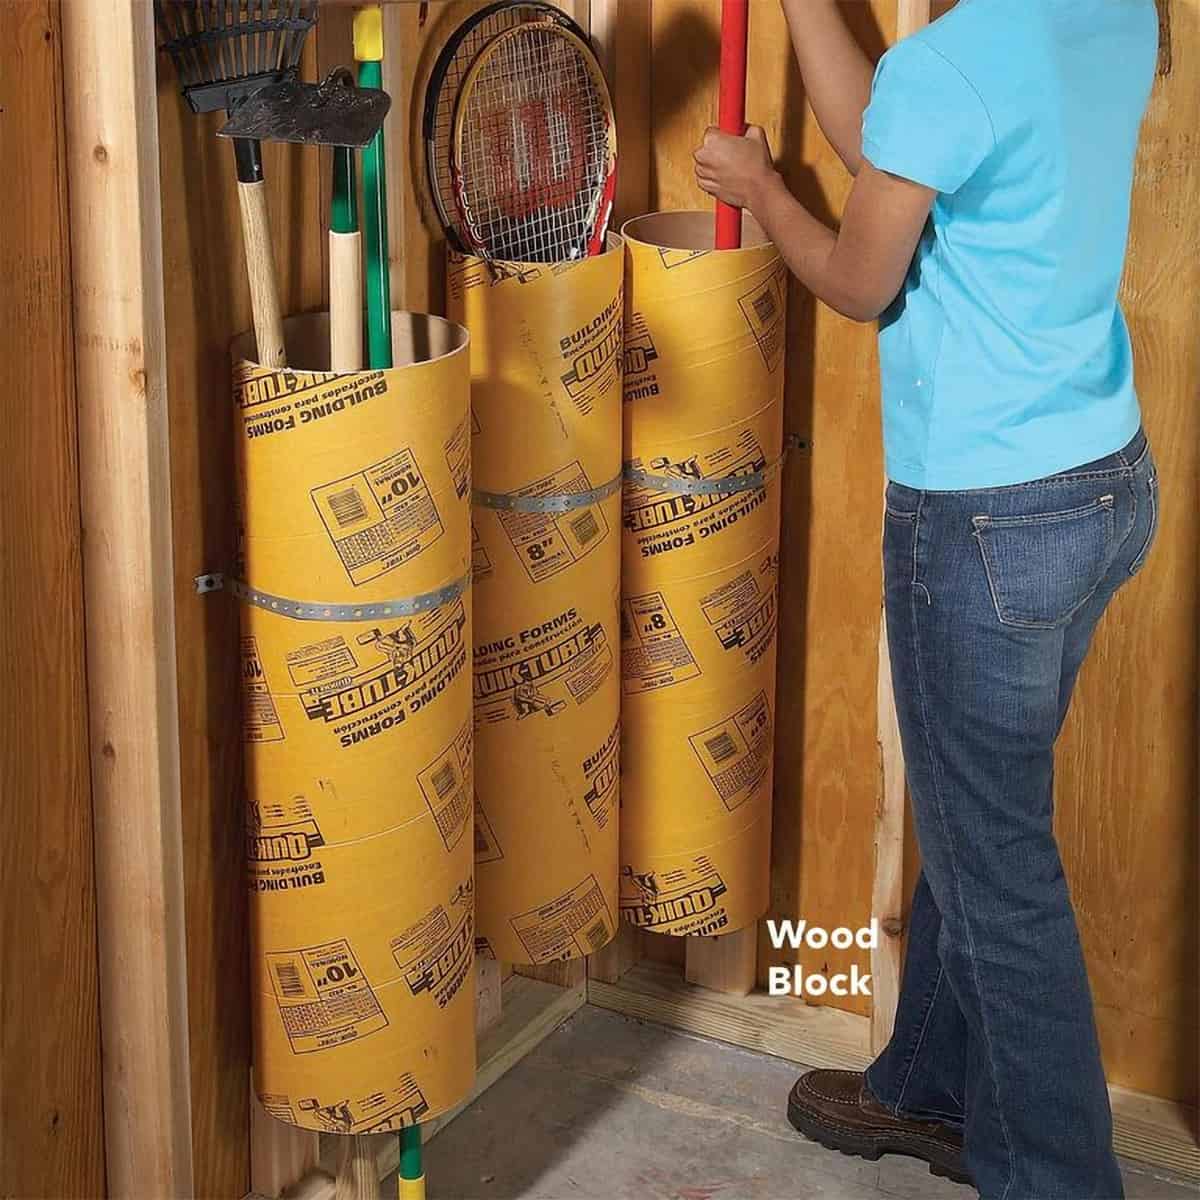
{"left": 862, "top": 0, "right": 1158, "bottom": 490}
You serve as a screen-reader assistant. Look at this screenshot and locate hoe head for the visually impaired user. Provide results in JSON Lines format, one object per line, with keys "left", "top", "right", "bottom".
{"left": 218, "top": 66, "right": 391, "bottom": 148}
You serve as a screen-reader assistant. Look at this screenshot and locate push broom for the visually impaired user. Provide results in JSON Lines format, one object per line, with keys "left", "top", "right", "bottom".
{"left": 154, "top": 0, "right": 319, "bottom": 368}
{"left": 715, "top": 0, "right": 750, "bottom": 250}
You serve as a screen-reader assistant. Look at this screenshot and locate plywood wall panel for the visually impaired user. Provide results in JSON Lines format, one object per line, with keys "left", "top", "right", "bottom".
{"left": 156, "top": 32, "right": 327, "bottom": 1196}
{"left": 1055, "top": 0, "right": 1199, "bottom": 1105}
{"left": 0, "top": 2, "right": 107, "bottom": 1195}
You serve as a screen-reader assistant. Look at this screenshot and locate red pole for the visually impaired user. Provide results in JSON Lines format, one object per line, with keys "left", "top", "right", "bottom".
{"left": 715, "top": 0, "right": 749, "bottom": 249}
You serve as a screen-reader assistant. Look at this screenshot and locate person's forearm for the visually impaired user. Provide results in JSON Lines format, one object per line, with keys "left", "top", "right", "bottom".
{"left": 781, "top": 0, "right": 874, "bottom": 174}
{"left": 749, "top": 173, "right": 880, "bottom": 323}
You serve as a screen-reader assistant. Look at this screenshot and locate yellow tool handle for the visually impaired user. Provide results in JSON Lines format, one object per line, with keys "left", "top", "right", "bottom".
{"left": 329, "top": 229, "right": 363, "bottom": 372}
{"left": 354, "top": 4, "right": 384, "bottom": 62}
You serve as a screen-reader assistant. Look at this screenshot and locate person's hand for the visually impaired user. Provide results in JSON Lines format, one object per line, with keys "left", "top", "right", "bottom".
{"left": 693, "top": 125, "right": 779, "bottom": 211}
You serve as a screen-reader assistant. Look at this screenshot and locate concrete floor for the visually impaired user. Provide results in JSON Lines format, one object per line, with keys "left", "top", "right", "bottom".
{"left": 420, "top": 1006, "right": 1198, "bottom": 1200}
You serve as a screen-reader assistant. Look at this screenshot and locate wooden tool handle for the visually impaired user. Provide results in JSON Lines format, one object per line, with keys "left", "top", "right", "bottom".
{"left": 237, "top": 179, "right": 287, "bottom": 368}
{"left": 329, "top": 230, "right": 363, "bottom": 373}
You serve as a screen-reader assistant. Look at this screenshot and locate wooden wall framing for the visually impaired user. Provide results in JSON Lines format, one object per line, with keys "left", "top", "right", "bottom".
{"left": 7, "top": 0, "right": 1192, "bottom": 1195}
{"left": 0, "top": 3, "right": 106, "bottom": 1196}
{"left": 156, "top": 0, "right": 1200, "bottom": 1183}
{"left": 62, "top": 0, "right": 195, "bottom": 1195}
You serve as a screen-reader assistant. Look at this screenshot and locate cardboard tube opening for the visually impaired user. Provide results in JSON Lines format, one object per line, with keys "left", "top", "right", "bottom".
{"left": 232, "top": 311, "right": 469, "bottom": 374}
{"left": 622, "top": 210, "right": 770, "bottom": 253}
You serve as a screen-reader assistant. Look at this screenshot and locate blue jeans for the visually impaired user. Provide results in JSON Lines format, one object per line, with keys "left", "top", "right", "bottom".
{"left": 864, "top": 429, "right": 1159, "bottom": 1200}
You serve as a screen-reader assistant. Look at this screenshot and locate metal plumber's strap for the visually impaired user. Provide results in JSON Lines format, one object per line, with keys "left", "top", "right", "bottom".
{"left": 472, "top": 471, "right": 623, "bottom": 515}
{"left": 194, "top": 572, "right": 469, "bottom": 621}
{"left": 624, "top": 455, "right": 784, "bottom": 497}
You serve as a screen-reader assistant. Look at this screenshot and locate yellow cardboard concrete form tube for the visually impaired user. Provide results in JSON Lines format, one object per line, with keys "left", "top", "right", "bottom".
{"left": 619, "top": 213, "right": 787, "bottom": 939}
{"left": 233, "top": 313, "right": 476, "bottom": 1135}
{"left": 447, "top": 245, "right": 624, "bottom": 966}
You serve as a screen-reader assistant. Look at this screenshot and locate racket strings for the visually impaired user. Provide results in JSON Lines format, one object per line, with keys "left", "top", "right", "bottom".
{"left": 430, "top": 11, "right": 542, "bottom": 236}
{"left": 456, "top": 28, "right": 611, "bottom": 262}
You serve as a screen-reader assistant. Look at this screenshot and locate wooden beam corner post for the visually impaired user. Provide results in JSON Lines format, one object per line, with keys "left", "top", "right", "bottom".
{"left": 60, "top": 1, "right": 194, "bottom": 1195}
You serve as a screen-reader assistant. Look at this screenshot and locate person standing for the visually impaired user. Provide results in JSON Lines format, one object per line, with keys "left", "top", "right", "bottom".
{"left": 692, "top": 1, "right": 1160, "bottom": 1196}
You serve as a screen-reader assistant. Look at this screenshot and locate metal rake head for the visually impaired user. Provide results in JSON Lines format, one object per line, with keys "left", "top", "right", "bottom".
{"left": 154, "top": 0, "right": 319, "bottom": 115}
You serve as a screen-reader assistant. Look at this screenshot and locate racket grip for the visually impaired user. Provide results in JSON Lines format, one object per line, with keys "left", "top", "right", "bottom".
{"left": 330, "top": 230, "right": 363, "bottom": 373}
{"left": 237, "top": 179, "right": 287, "bottom": 368}
{"left": 715, "top": 0, "right": 749, "bottom": 250}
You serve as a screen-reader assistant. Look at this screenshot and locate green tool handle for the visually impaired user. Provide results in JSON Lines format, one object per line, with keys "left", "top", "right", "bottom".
{"left": 399, "top": 1125, "right": 423, "bottom": 1199}
{"left": 332, "top": 144, "right": 358, "bottom": 236}
{"left": 358, "top": 59, "right": 393, "bottom": 371}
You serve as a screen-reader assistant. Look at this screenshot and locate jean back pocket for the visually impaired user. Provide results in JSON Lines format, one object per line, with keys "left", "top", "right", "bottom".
{"left": 1129, "top": 472, "right": 1159, "bottom": 576}
{"left": 972, "top": 495, "right": 1116, "bottom": 629}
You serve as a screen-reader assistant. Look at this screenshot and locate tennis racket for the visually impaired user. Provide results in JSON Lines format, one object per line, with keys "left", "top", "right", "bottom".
{"left": 450, "top": 22, "right": 617, "bottom": 263}
{"left": 423, "top": 1, "right": 588, "bottom": 252}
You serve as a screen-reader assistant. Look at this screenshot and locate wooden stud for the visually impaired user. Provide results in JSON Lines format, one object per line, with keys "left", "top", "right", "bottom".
{"left": 0, "top": 2, "right": 106, "bottom": 1195}
{"left": 380, "top": 2, "right": 410, "bottom": 310}
{"left": 60, "top": 2, "right": 194, "bottom": 1196}
{"left": 684, "top": 927, "right": 758, "bottom": 997}
{"left": 869, "top": 0, "right": 933, "bottom": 1059}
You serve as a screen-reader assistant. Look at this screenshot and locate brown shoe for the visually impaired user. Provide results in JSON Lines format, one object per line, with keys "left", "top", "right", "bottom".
{"left": 787, "top": 1069, "right": 972, "bottom": 1185}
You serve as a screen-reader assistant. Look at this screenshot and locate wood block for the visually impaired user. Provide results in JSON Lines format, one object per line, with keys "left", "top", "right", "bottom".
{"left": 684, "top": 926, "right": 758, "bottom": 996}
{"left": 587, "top": 923, "right": 640, "bottom": 985}
{"left": 591, "top": 962, "right": 873, "bottom": 1071}
{"left": 475, "top": 954, "right": 503, "bottom": 1036}
{"left": 516, "top": 958, "right": 588, "bottom": 989}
